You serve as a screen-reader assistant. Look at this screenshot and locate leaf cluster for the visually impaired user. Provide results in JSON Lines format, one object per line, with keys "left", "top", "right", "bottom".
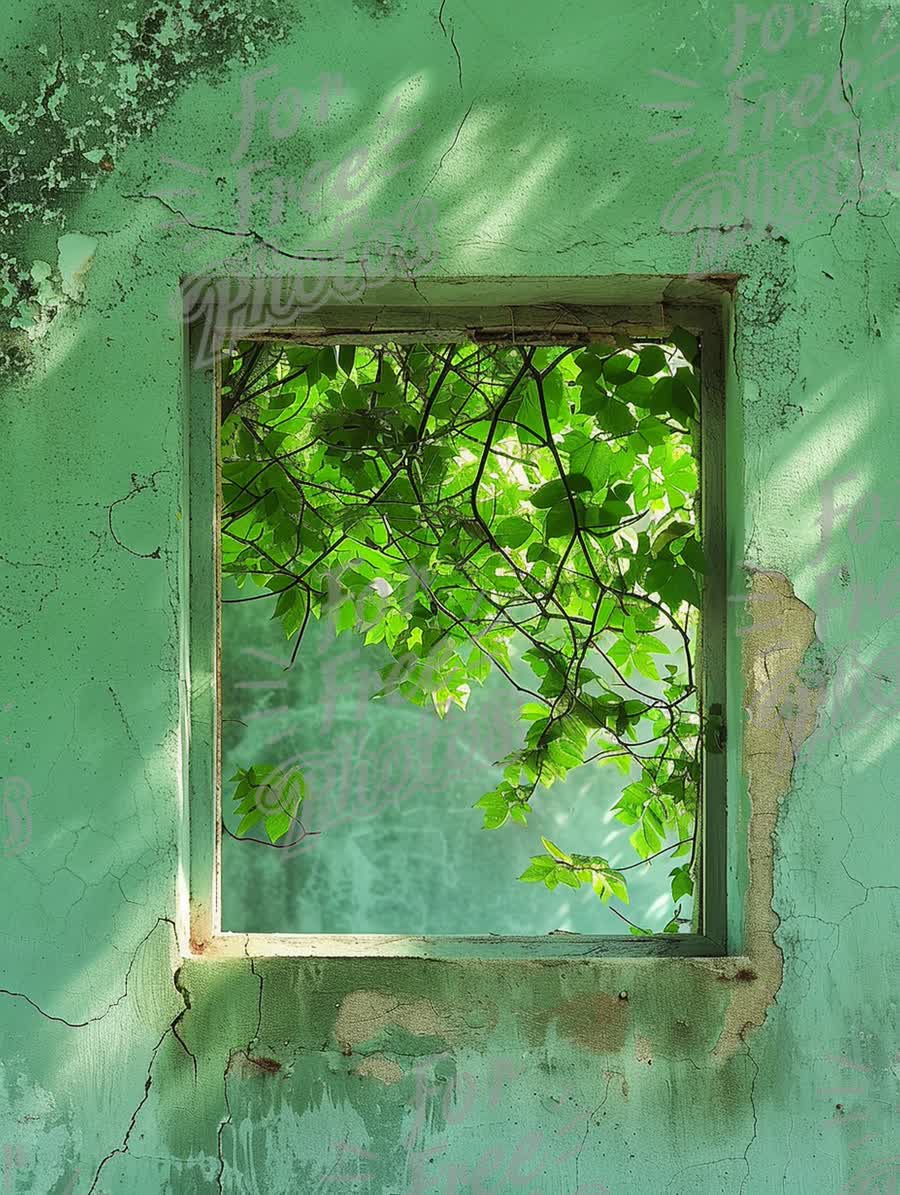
{"left": 219, "top": 332, "right": 705, "bottom": 930}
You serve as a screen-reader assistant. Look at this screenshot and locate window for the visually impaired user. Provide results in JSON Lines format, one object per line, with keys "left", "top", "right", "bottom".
{"left": 186, "top": 295, "right": 727, "bottom": 958}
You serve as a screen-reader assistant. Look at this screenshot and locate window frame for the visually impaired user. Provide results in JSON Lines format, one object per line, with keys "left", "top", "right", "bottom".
{"left": 183, "top": 283, "right": 730, "bottom": 960}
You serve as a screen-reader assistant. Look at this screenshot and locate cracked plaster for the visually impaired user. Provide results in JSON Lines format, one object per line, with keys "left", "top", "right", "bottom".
{"left": 2, "top": 1, "right": 898, "bottom": 1191}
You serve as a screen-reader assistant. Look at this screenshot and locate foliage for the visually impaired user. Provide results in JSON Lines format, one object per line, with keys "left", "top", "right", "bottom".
{"left": 219, "top": 333, "right": 705, "bottom": 932}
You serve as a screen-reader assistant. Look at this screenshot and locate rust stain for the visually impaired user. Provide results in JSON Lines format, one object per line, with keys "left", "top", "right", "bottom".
{"left": 552, "top": 993, "right": 629, "bottom": 1054}
{"left": 231, "top": 1051, "right": 280, "bottom": 1080}
{"left": 717, "top": 967, "right": 758, "bottom": 983}
{"left": 242, "top": 1053, "right": 282, "bottom": 1075}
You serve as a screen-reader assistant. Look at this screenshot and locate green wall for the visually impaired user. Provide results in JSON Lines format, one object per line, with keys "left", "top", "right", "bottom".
{"left": 2, "top": 1, "right": 898, "bottom": 1191}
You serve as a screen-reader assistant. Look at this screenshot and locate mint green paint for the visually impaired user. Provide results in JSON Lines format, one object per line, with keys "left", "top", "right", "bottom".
{"left": 2, "top": 1, "right": 898, "bottom": 1192}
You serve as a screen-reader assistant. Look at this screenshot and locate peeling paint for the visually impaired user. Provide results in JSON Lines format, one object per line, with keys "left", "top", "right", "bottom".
{"left": 0, "top": 0, "right": 289, "bottom": 371}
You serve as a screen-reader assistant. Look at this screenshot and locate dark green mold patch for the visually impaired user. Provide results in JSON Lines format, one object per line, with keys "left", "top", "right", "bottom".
{"left": 353, "top": 0, "right": 400, "bottom": 18}
{"left": 0, "top": 331, "right": 35, "bottom": 377}
{"left": 797, "top": 635, "right": 832, "bottom": 691}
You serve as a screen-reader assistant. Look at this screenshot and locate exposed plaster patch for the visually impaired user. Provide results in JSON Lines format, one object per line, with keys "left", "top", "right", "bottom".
{"left": 634, "top": 1034, "right": 653, "bottom": 1065}
{"left": 334, "top": 990, "right": 455, "bottom": 1051}
{"left": 354, "top": 1054, "right": 404, "bottom": 1084}
{"left": 3, "top": 233, "right": 98, "bottom": 353}
{"left": 713, "top": 568, "right": 826, "bottom": 1060}
{"left": 0, "top": 1062, "right": 72, "bottom": 1192}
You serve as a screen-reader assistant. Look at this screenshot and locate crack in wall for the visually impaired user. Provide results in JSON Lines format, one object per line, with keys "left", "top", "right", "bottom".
{"left": 124, "top": 194, "right": 362, "bottom": 266}
{"left": 86, "top": 1019, "right": 173, "bottom": 1195}
{"left": 82, "top": 921, "right": 197, "bottom": 1192}
{"left": 106, "top": 469, "right": 168, "bottom": 559}
{"left": 837, "top": 0, "right": 866, "bottom": 216}
{"left": 437, "top": 0, "right": 465, "bottom": 92}
{"left": 0, "top": 915, "right": 176, "bottom": 1028}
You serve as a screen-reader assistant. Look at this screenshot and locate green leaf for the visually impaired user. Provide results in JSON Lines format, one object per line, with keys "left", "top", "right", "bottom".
{"left": 678, "top": 537, "right": 707, "bottom": 574}
{"left": 670, "top": 865, "right": 694, "bottom": 902}
{"left": 338, "top": 345, "right": 357, "bottom": 374}
{"left": 545, "top": 498, "right": 584, "bottom": 538}
{"left": 652, "top": 520, "right": 694, "bottom": 556}
{"left": 635, "top": 345, "right": 669, "bottom": 376}
{"left": 494, "top": 516, "right": 534, "bottom": 549}
{"left": 636, "top": 416, "right": 670, "bottom": 447}
{"left": 644, "top": 376, "right": 695, "bottom": 423}
{"left": 263, "top": 811, "right": 292, "bottom": 842}
{"left": 660, "top": 566, "right": 701, "bottom": 610}
{"left": 236, "top": 808, "right": 264, "bottom": 836}
{"left": 592, "top": 867, "right": 629, "bottom": 904}
{"left": 340, "top": 379, "right": 366, "bottom": 409}
{"left": 519, "top": 858, "right": 556, "bottom": 882}
{"left": 475, "top": 790, "right": 510, "bottom": 829}
{"left": 555, "top": 867, "right": 581, "bottom": 889}
{"left": 568, "top": 436, "right": 612, "bottom": 489}
{"left": 667, "top": 456, "right": 698, "bottom": 494}
{"left": 615, "top": 376, "right": 653, "bottom": 405}
{"left": 603, "top": 354, "right": 637, "bottom": 384}
{"left": 530, "top": 475, "right": 593, "bottom": 508}
{"left": 590, "top": 396, "right": 637, "bottom": 437}
{"left": 334, "top": 599, "right": 356, "bottom": 634}
{"left": 540, "top": 836, "right": 572, "bottom": 863}
{"left": 670, "top": 326, "right": 698, "bottom": 363}
{"left": 318, "top": 346, "right": 338, "bottom": 379}
{"left": 520, "top": 702, "right": 550, "bottom": 721}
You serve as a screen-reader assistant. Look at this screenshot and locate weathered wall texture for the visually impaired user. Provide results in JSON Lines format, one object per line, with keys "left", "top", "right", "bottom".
{"left": 2, "top": 1, "right": 898, "bottom": 1191}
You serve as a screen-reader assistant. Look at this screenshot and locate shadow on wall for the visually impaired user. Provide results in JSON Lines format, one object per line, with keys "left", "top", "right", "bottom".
{"left": 2, "top": 1, "right": 899, "bottom": 1184}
